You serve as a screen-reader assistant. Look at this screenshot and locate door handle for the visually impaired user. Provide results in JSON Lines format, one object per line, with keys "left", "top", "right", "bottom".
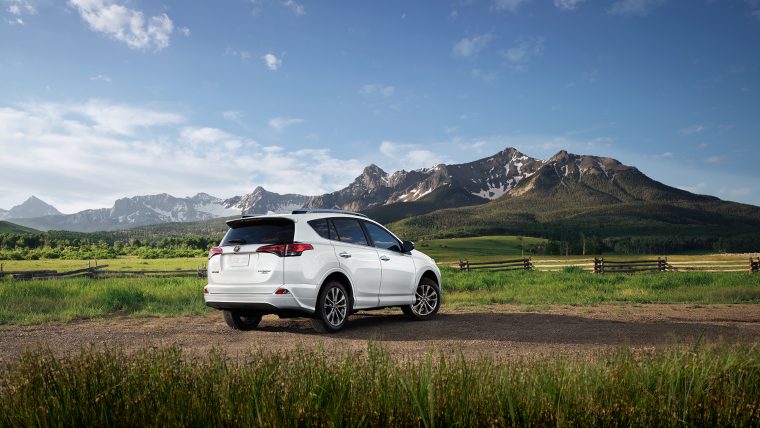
{"left": 338, "top": 251, "right": 352, "bottom": 258}
{"left": 379, "top": 255, "right": 390, "bottom": 261}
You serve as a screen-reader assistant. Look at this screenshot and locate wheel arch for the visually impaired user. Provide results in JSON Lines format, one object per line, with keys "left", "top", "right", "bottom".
{"left": 320, "top": 270, "right": 354, "bottom": 309}
{"left": 419, "top": 269, "right": 440, "bottom": 288}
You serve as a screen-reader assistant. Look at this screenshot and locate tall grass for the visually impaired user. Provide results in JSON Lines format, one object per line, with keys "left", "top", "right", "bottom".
{"left": 0, "top": 277, "right": 208, "bottom": 324}
{"left": 1, "top": 344, "right": 758, "bottom": 426}
{"left": 442, "top": 267, "right": 760, "bottom": 306}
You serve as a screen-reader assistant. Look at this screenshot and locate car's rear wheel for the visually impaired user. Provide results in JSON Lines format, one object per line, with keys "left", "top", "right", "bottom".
{"left": 402, "top": 278, "right": 440, "bottom": 320}
{"left": 223, "top": 310, "right": 262, "bottom": 330}
{"left": 311, "top": 280, "right": 350, "bottom": 333}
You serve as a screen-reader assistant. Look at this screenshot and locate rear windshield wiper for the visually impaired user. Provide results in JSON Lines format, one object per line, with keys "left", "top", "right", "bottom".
{"left": 226, "top": 239, "right": 247, "bottom": 245}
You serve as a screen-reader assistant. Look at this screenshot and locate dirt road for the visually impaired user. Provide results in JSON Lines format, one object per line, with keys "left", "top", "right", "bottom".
{"left": 2, "top": 304, "right": 759, "bottom": 362}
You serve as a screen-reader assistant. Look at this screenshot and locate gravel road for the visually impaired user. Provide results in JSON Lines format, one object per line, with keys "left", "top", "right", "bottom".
{"left": 2, "top": 304, "right": 759, "bottom": 362}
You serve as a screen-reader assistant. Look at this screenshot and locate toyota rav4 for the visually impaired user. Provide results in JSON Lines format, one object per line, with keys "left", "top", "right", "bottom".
{"left": 204, "top": 209, "right": 441, "bottom": 333}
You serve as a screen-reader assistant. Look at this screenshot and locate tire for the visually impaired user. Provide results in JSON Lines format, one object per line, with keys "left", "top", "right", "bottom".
{"left": 223, "top": 310, "right": 262, "bottom": 330}
{"left": 311, "top": 280, "right": 350, "bottom": 333}
{"left": 402, "top": 278, "right": 441, "bottom": 320}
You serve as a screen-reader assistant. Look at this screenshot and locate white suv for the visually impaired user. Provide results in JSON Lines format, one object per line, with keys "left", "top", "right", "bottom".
{"left": 204, "top": 209, "right": 441, "bottom": 333}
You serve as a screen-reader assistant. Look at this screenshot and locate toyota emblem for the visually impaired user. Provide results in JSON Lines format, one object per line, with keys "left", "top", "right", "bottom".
{"left": 233, "top": 245, "right": 241, "bottom": 253}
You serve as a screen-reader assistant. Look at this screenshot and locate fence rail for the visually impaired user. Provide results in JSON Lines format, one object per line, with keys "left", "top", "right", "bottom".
{"left": 454, "top": 257, "right": 759, "bottom": 274}
{"left": 0, "top": 264, "right": 208, "bottom": 280}
{"left": 457, "top": 258, "right": 533, "bottom": 272}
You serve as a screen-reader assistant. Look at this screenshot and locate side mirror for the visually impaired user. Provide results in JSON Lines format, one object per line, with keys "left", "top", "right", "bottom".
{"left": 401, "top": 240, "right": 415, "bottom": 253}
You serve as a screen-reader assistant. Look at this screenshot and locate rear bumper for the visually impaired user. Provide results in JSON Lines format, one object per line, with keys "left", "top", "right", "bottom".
{"left": 204, "top": 289, "right": 316, "bottom": 314}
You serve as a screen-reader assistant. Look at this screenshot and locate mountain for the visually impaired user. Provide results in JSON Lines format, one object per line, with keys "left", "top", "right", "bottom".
{"left": 390, "top": 150, "right": 760, "bottom": 245}
{"left": 223, "top": 186, "right": 310, "bottom": 216}
{"left": 0, "top": 196, "right": 62, "bottom": 220}
{"left": 9, "top": 187, "right": 313, "bottom": 233}
{"left": 307, "top": 148, "right": 543, "bottom": 216}
{"left": 12, "top": 193, "right": 239, "bottom": 233}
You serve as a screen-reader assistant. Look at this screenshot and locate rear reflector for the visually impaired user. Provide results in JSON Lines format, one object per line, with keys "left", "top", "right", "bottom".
{"left": 208, "top": 247, "right": 223, "bottom": 259}
{"left": 274, "top": 288, "right": 290, "bottom": 295}
{"left": 256, "top": 243, "right": 314, "bottom": 257}
{"left": 204, "top": 287, "right": 209, "bottom": 294}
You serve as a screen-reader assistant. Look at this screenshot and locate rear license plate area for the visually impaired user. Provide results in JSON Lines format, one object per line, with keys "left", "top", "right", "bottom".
{"left": 228, "top": 254, "right": 250, "bottom": 267}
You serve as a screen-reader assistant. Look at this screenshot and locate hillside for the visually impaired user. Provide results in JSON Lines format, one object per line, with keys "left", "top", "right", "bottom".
{"left": 0, "top": 221, "right": 37, "bottom": 234}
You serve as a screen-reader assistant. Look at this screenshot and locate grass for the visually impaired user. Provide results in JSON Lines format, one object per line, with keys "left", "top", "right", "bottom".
{"left": 1, "top": 344, "right": 759, "bottom": 426}
{"left": 442, "top": 267, "right": 760, "bottom": 306}
{"left": 1, "top": 268, "right": 760, "bottom": 325}
{"left": 0, "top": 256, "right": 205, "bottom": 272}
{"left": 0, "top": 276, "right": 209, "bottom": 325}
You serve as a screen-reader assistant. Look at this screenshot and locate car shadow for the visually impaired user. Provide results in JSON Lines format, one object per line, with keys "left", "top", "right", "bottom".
{"left": 256, "top": 311, "right": 757, "bottom": 346}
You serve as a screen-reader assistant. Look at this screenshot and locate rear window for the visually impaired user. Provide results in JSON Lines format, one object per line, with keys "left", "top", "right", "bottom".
{"left": 221, "top": 219, "right": 294, "bottom": 246}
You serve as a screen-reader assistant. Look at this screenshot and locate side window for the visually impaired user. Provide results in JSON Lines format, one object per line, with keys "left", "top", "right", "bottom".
{"left": 330, "top": 218, "right": 369, "bottom": 246}
{"left": 307, "top": 219, "right": 330, "bottom": 240}
{"left": 363, "top": 221, "right": 402, "bottom": 252}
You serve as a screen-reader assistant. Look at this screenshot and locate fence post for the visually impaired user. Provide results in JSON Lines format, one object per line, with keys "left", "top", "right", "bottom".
{"left": 658, "top": 257, "right": 666, "bottom": 272}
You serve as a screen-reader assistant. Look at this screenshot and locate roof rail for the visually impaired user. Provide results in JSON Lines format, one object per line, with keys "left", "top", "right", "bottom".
{"left": 291, "top": 208, "right": 368, "bottom": 218}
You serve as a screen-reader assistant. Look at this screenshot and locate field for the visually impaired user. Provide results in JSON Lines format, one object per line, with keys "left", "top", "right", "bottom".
{"left": 2, "top": 269, "right": 760, "bottom": 325}
{"left": 2, "top": 253, "right": 760, "bottom": 425}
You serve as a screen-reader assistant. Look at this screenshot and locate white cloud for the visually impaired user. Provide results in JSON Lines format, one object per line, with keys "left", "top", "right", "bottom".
{"left": 249, "top": 0, "right": 305, "bottom": 16}
{"left": 180, "top": 127, "right": 235, "bottom": 144}
{"left": 20, "top": 99, "right": 183, "bottom": 136}
{"left": 225, "top": 47, "right": 251, "bottom": 61}
{"left": 608, "top": 0, "right": 666, "bottom": 16}
{"left": 68, "top": 0, "right": 174, "bottom": 51}
{"left": 379, "top": 140, "right": 446, "bottom": 170}
{"left": 554, "top": 0, "right": 585, "bottom": 10}
{"left": 262, "top": 53, "right": 281, "bottom": 70}
{"left": 178, "top": 26, "right": 190, "bottom": 37}
{"left": 705, "top": 155, "right": 726, "bottom": 164}
{"left": 268, "top": 116, "right": 303, "bottom": 132}
{"left": 502, "top": 37, "right": 545, "bottom": 70}
{"left": 4, "top": 0, "right": 35, "bottom": 25}
{"left": 281, "top": 0, "right": 304, "bottom": 15}
{"left": 0, "top": 100, "right": 363, "bottom": 212}
{"left": 493, "top": 0, "right": 530, "bottom": 13}
{"left": 360, "top": 83, "right": 395, "bottom": 97}
{"left": 680, "top": 124, "right": 706, "bottom": 135}
{"left": 222, "top": 110, "right": 243, "bottom": 121}
{"left": 89, "top": 74, "right": 112, "bottom": 83}
{"left": 451, "top": 33, "right": 493, "bottom": 59}
{"left": 471, "top": 68, "right": 498, "bottom": 83}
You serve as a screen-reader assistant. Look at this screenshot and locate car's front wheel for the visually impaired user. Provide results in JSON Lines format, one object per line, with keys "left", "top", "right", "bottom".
{"left": 223, "top": 310, "right": 262, "bottom": 330}
{"left": 311, "top": 280, "right": 350, "bottom": 333}
{"left": 402, "top": 278, "right": 440, "bottom": 320}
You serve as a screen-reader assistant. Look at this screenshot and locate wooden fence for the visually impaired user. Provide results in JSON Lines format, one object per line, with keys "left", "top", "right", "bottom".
{"left": 0, "top": 264, "right": 208, "bottom": 280}
{"left": 592, "top": 257, "right": 668, "bottom": 274}
{"left": 455, "top": 257, "right": 760, "bottom": 274}
{"left": 457, "top": 258, "right": 533, "bottom": 272}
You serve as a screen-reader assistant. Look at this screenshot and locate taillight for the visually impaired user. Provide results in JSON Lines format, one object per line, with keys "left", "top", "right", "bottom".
{"left": 256, "top": 243, "right": 314, "bottom": 257}
{"left": 208, "top": 247, "right": 223, "bottom": 259}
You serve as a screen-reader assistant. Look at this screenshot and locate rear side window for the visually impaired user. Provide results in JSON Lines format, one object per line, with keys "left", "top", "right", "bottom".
{"left": 331, "top": 218, "right": 368, "bottom": 246}
{"left": 222, "top": 219, "right": 294, "bottom": 246}
{"left": 307, "top": 219, "right": 331, "bottom": 240}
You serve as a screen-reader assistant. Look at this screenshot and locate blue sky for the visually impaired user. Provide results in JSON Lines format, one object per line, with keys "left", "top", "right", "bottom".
{"left": 1, "top": 0, "right": 759, "bottom": 213}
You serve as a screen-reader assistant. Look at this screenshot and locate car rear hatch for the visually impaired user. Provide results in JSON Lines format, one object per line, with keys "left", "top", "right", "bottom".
{"left": 207, "top": 217, "right": 294, "bottom": 293}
